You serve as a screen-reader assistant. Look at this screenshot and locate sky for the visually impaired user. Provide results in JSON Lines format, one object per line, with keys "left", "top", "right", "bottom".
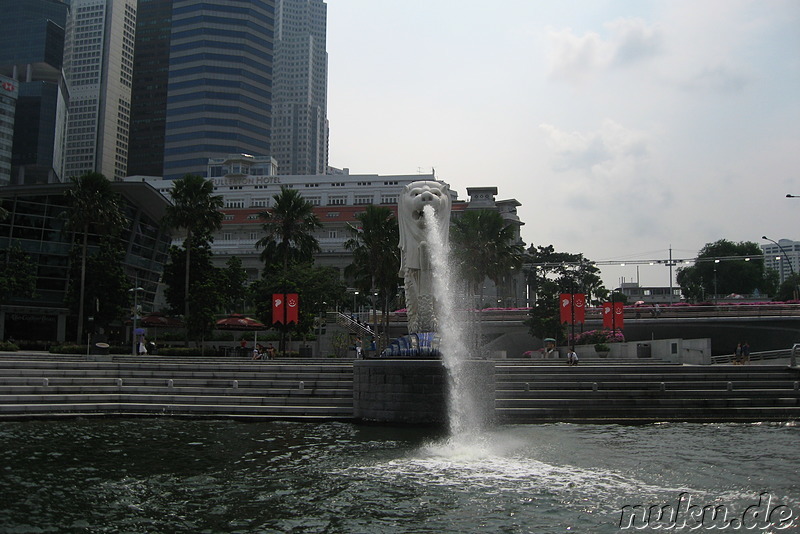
{"left": 325, "top": 0, "right": 800, "bottom": 290}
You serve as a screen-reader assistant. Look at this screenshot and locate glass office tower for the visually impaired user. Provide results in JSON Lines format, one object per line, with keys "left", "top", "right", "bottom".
{"left": 162, "top": 0, "right": 275, "bottom": 180}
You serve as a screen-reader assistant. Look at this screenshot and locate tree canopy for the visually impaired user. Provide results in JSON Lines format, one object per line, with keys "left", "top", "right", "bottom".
{"left": 676, "top": 239, "right": 775, "bottom": 300}
{"left": 63, "top": 172, "right": 127, "bottom": 343}
{"left": 256, "top": 186, "right": 322, "bottom": 271}
{"left": 344, "top": 205, "right": 400, "bottom": 346}
{"left": 450, "top": 209, "right": 525, "bottom": 305}
{"left": 162, "top": 174, "right": 224, "bottom": 328}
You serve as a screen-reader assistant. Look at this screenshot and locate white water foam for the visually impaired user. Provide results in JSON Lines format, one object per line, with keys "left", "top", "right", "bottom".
{"left": 422, "top": 205, "right": 481, "bottom": 436}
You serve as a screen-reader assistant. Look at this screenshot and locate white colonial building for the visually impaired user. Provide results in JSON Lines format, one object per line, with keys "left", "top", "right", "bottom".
{"left": 126, "top": 154, "right": 528, "bottom": 307}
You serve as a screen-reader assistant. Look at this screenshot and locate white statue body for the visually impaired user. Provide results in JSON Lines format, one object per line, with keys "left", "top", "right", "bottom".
{"left": 398, "top": 180, "right": 451, "bottom": 333}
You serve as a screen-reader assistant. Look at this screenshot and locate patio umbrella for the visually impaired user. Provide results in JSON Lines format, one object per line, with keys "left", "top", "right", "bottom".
{"left": 139, "top": 313, "right": 184, "bottom": 343}
{"left": 215, "top": 314, "right": 269, "bottom": 351}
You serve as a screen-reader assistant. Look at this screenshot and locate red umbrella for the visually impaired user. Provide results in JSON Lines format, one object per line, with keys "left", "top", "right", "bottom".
{"left": 140, "top": 313, "right": 184, "bottom": 328}
{"left": 215, "top": 314, "right": 267, "bottom": 330}
{"left": 216, "top": 314, "right": 269, "bottom": 354}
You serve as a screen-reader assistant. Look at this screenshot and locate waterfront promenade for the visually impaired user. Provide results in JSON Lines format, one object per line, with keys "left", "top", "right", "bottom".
{"left": 0, "top": 351, "right": 798, "bottom": 423}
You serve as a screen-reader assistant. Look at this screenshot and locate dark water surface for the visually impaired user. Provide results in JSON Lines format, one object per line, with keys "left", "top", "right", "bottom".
{"left": 0, "top": 419, "right": 798, "bottom": 533}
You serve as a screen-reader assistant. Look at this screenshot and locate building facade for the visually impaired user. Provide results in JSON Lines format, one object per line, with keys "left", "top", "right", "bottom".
{"left": 271, "top": 0, "right": 329, "bottom": 175}
{"left": 0, "top": 181, "right": 172, "bottom": 343}
{"left": 162, "top": 0, "right": 275, "bottom": 180}
{"left": 63, "top": 0, "right": 137, "bottom": 181}
{"left": 0, "top": 0, "right": 70, "bottom": 185}
{"left": 127, "top": 0, "right": 172, "bottom": 178}
{"left": 0, "top": 75, "right": 17, "bottom": 185}
{"left": 126, "top": 155, "right": 529, "bottom": 308}
{"left": 761, "top": 239, "right": 800, "bottom": 285}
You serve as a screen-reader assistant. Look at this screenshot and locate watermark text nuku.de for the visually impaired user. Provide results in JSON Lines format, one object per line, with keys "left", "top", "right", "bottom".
{"left": 618, "top": 492, "right": 797, "bottom": 530}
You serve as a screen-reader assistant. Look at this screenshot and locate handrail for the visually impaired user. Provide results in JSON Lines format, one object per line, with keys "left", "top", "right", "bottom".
{"left": 334, "top": 312, "right": 374, "bottom": 338}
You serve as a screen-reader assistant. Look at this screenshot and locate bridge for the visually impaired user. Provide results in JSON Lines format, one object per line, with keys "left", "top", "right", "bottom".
{"left": 377, "top": 304, "right": 800, "bottom": 357}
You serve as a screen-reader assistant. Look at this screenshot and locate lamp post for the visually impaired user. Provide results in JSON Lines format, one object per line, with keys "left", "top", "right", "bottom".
{"left": 762, "top": 236, "right": 799, "bottom": 300}
{"left": 129, "top": 285, "right": 144, "bottom": 355}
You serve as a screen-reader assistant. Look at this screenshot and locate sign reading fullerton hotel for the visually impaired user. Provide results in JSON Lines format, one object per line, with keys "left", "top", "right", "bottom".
{"left": 211, "top": 175, "right": 283, "bottom": 187}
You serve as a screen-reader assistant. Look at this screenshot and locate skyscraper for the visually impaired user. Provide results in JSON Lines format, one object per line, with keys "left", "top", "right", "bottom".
{"left": 162, "top": 0, "right": 275, "bottom": 180}
{"left": 63, "top": 0, "right": 137, "bottom": 181}
{"left": 0, "top": 75, "right": 18, "bottom": 185}
{"left": 272, "top": 0, "right": 328, "bottom": 175}
{"left": 127, "top": 0, "right": 172, "bottom": 178}
{"left": 0, "top": 0, "right": 70, "bottom": 185}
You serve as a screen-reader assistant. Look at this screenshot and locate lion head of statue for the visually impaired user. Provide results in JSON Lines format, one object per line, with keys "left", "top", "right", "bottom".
{"left": 397, "top": 180, "right": 451, "bottom": 272}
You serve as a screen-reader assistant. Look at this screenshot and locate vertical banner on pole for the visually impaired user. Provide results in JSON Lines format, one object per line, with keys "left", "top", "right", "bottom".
{"left": 286, "top": 293, "right": 299, "bottom": 324}
{"left": 272, "top": 294, "right": 285, "bottom": 325}
{"left": 614, "top": 302, "right": 625, "bottom": 329}
{"left": 573, "top": 294, "right": 586, "bottom": 324}
{"left": 603, "top": 302, "right": 626, "bottom": 329}
{"left": 560, "top": 294, "right": 586, "bottom": 324}
{"left": 602, "top": 303, "right": 613, "bottom": 329}
{"left": 560, "top": 294, "right": 572, "bottom": 324}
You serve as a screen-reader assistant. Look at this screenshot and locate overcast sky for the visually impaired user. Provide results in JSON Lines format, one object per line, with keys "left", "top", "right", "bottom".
{"left": 326, "top": 0, "right": 800, "bottom": 289}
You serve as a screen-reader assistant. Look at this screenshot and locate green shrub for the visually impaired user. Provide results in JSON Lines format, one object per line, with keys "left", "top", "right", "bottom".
{"left": 49, "top": 344, "right": 87, "bottom": 354}
{"left": 0, "top": 341, "right": 19, "bottom": 351}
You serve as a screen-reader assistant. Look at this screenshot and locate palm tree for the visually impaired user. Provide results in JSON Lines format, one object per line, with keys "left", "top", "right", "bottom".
{"left": 451, "top": 209, "right": 524, "bottom": 305}
{"left": 162, "top": 174, "right": 224, "bottom": 321}
{"left": 256, "top": 186, "right": 322, "bottom": 271}
{"left": 344, "top": 205, "right": 400, "bottom": 346}
{"left": 64, "top": 172, "right": 127, "bottom": 343}
{"left": 451, "top": 209, "right": 524, "bottom": 349}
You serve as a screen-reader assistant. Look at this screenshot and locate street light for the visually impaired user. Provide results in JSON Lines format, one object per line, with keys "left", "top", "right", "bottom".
{"left": 762, "top": 236, "right": 799, "bottom": 300}
{"left": 787, "top": 194, "right": 799, "bottom": 198}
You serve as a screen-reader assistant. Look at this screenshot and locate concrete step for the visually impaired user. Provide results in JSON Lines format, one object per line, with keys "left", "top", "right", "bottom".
{"left": 496, "top": 406, "right": 800, "bottom": 424}
{"left": 496, "top": 387, "right": 800, "bottom": 398}
{"left": 0, "top": 393, "right": 354, "bottom": 407}
{"left": 495, "top": 370, "right": 797, "bottom": 382}
{"left": 0, "top": 385, "right": 352, "bottom": 396}
{"left": 496, "top": 380, "right": 800, "bottom": 391}
{"left": 0, "top": 376, "right": 353, "bottom": 389}
{"left": 496, "top": 396, "right": 800, "bottom": 409}
{"left": 0, "top": 402, "right": 354, "bottom": 419}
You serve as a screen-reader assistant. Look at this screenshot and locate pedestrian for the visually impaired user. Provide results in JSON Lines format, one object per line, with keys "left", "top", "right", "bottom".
{"left": 566, "top": 348, "right": 579, "bottom": 366}
{"left": 742, "top": 341, "right": 751, "bottom": 365}
{"left": 734, "top": 343, "right": 743, "bottom": 364}
{"left": 266, "top": 343, "right": 276, "bottom": 360}
{"left": 355, "top": 336, "right": 363, "bottom": 359}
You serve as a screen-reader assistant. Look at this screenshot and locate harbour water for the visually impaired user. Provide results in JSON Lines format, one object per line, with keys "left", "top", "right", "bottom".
{"left": 1, "top": 419, "right": 798, "bottom": 533}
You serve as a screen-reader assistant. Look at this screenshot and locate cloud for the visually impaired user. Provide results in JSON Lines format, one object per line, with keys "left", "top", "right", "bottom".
{"left": 680, "top": 64, "right": 750, "bottom": 93}
{"left": 547, "top": 18, "right": 661, "bottom": 83}
{"left": 539, "top": 120, "right": 649, "bottom": 178}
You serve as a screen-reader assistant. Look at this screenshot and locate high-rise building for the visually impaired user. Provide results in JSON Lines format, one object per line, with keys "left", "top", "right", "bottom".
{"left": 761, "top": 239, "right": 800, "bottom": 286}
{"left": 162, "top": 0, "right": 275, "bottom": 180}
{"left": 0, "top": 75, "right": 18, "bottom": 185}
{"left": 63, "top": 0, "right": 137, "bottom": 181}
{"left": 272, "top": 0, "right": 328, "bottom": 175}
{"left": 0, "top": 0, "right": 70, "bottom": 185}
{"left": 127, "top": 0, "right": 172, "bottom": 178}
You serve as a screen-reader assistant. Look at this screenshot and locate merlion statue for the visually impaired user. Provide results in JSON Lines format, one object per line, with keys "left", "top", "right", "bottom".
{"left": 398, "top": 180, "right": 451, "bottom": 333}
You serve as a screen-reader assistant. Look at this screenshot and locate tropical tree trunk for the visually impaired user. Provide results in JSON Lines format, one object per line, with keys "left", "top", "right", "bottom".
{"left": 184, "top": 229, "right": 192, "bottom": 346}
{"left": 76, "top": 229, "right": 88, "bottom": 344}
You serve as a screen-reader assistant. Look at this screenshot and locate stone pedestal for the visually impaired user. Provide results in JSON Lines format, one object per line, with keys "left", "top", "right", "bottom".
{"left": 353, "top": 359, "right": 496, "bottom": 425}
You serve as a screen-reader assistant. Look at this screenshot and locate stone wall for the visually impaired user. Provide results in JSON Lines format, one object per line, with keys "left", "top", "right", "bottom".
{"left": 353, "top": 359, "right": 496, "bottom": 425}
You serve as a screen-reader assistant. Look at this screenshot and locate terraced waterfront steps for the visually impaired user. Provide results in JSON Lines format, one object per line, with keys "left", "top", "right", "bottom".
{"left": 495, "top": 360, "right": 800, "bottom": 423}
{"left": 0, "top": 355, "right": 355, "bottom": 420}
{"left": 0, "top": 353, "right": 798, "bottom": 423}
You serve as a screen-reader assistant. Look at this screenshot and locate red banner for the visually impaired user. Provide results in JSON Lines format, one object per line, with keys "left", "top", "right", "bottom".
{"left": 560, "top": 293, "right": 572, "bottom": 324}
{"left": 272, "top": 294, "right": 285, "bottom": 325}
{"left": 560, "top": 293, "right": 586, "bottom": 324}
{"left": 573, "top": 293, "right": 586, "bottom": 324}
{"left": 286, "top": 293, "right": 299, "bottom": 324}
{"left": 603, "top": 302, "right": 625, "bottom": 329}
